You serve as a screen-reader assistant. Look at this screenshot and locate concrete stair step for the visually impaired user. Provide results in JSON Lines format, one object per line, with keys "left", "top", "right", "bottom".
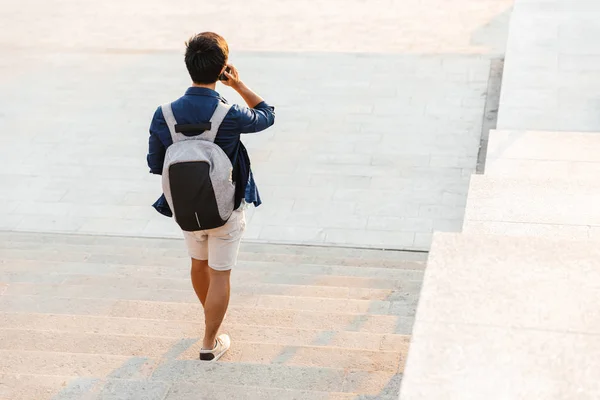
{"left": 0, "top": 293, "right": 415, "bottom": 318}
{"left": 463, "top": 174, "right": 600, "bottom": 239}
{"left": 0, "top": 231, "right": 426, "bottom": 267}
{"left": 0, "top": 329, "right": 404, "bottom": 372}
{"left": 0, "top": 231, "right": 184, "bottom": 249}
{"left": 400, "top": 232, "right": 600, "bottom": 398}
{"left": 0, "top": 350, "right": 402, "bottom": 395}
{"left": 0, "top": 298, "right": 412, "bottom": 334}
{"left": 1, "top": 266, "right": 414, "bottom": 291}
{"left": 0, "top": 374, "right": 88, "bottom": 400}
{"left": 0, "top": 250, "right": 424, "bottom": 280}
{"left": 1, "top": 283, "right": 417, "bottom": 315}
{"left": 0, "top": 239, "right": 425, "bottom": 270}
{"left": 164, "top": 383, "right": 374, "bottom": 400}
{"left": 155, "top": 359, "right": 402, "bottom": 396}
{"left": 4, "top": 280, "right": 420, "bottom": 301}
{"left": 0, "top": 373, "right": 380, "bottom": 400}
{"left": 418, "top": 232, "right": 600, "bottom": 334}
{"left": 0, "top": 313, "right": 410, "bottom": 352}
{"left": 485, "top": 129, "right": 600, "bottom": 179}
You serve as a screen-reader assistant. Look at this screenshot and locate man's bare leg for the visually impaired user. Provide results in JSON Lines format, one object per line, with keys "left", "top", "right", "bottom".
{"left": 191, "top": 258, "right": 210, "bottom": 307}
{"left": 202, "top": 268, "right": 231, "bottom": 349}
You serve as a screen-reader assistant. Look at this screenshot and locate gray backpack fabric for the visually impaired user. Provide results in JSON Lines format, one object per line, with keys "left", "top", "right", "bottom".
{"left": 161, "top": 102, "right": 235, "bottom": 232}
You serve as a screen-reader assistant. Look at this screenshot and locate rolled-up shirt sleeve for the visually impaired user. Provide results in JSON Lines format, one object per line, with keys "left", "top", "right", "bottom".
{"left": 234, "top": 101, "right": 275, "bottom": 134}
{"left": 147, "top": 107, "right": 166, "bottom": 175}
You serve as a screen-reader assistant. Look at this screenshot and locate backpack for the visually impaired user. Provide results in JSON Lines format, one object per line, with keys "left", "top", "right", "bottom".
{"left": 161, "top": 102, "right": 235, "bottom": 232}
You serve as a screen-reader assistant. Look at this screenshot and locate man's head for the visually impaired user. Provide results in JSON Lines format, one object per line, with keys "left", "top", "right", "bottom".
{"left": 185, "top": 32, "right": 229, "bottom": 84}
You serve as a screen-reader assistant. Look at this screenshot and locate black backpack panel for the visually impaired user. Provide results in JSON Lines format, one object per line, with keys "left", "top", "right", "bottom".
{"left": 169, "top": 161, "right": 227, "bottom": 231}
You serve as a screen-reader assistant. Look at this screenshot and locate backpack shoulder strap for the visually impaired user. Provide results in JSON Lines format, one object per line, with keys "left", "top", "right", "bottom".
{"left": 161, "top": 102, "right": 186, "bottom": 143}
{"left": 202, "top": 102, "right": 232, "bottom": 143}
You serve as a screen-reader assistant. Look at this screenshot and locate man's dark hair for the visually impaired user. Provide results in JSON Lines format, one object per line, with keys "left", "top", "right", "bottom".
{"left": 185, "top": 32, "right": 229, "bottom": 84}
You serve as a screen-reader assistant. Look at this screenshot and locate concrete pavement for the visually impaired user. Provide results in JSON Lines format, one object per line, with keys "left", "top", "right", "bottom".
{"left": 0, "top": 0, "right": 512, "bottom": 250}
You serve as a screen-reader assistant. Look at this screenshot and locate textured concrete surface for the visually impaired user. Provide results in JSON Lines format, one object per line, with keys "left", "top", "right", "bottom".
{"left": 485, "top": 129, "right": 600, "bottom": 179}
{"left": 497, "top": 0, "right": 600, "bottom": 132}
{"left": 0, "top": 231, "right": 426, "bottom": 399}
{"left": 401, "top": 321, "right": 600, "bottom": 400}
{"left": 0, "top": 0, "right": 513, "bottom": 250}
{"left": 400, "top": 0, "right": 600, "bottom": 397}
{"left": 487, "top": 129, "right": 600, "bottom": 162}
{"left": 463, "top": 174, "right": 600, "bottom": 238}
{"left": 401, "top": 233, "right": 600, "bottom": 400}
{"left": 418, "top": 233, "right": 600, "bottom": 333}
{"left": 0, "top": 0, "right": 512, "bottom": 54}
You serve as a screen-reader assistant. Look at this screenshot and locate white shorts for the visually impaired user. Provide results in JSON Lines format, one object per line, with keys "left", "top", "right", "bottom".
{"left": 182, "top": 209, "right": 246, "bottom": 271}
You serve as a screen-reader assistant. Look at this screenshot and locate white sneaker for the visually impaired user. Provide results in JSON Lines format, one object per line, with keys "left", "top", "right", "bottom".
{"left": 199, "top": 334, "right": 231, "bottom": 361}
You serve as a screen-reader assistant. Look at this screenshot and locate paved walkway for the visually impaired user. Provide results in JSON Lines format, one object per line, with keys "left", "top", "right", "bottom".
{"left": 0, "top": 0, "right": 512, "bottom": 250}
{"left": 497, "top": 0, "right": 600, "bottom": 132}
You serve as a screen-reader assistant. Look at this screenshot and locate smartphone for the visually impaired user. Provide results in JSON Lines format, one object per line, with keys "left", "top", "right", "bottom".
{"left": 219, "top": 67, "right": 231, "bottom": 81}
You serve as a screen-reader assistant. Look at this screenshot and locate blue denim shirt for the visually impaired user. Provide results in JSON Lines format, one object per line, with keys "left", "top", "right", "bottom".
{"left": 147, "top": 87, "right": 275, "bottom": 217}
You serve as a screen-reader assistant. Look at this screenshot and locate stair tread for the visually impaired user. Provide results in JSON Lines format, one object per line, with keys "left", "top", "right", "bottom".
{"left": 0, "top": 314, "right": 410, "bottom": 351}
{"left": 0, "top": 373, "right": 398, "bottom": 400}
{"left": 0, "top": 328, "right": 405, "bottom": 372}
{"left": 488, "top": 129, "right": 600, "bottom": 162}
{"left": 420, "top": 232, "right": 600, "bottom": 333}
{"left": 2, "top": 280, "right": 419, "bottom": 301}
{"left": 464, "top": 174, "right": 600, "bottom": 228}
{"left": 0, "top": 284, "right": 418, "bottom": 316}
{"left": 0, "top": 253, "right": 424, "bottom": 280}
{"left": 0, "top": 293, "right": 416, "bottom": 322}
{"left": 0, "top": 350, "right": 402, "bottom": 394}
{"left": 0, "top": 268, "right": 416, "bottom": 290}
{"left": 0, "top": 296, "right": 412, "bottom": 332}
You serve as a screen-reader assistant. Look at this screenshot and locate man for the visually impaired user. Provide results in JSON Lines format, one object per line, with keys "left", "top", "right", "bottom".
{"left": 147, "top": 32, "right": 275, "bottom": 361}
